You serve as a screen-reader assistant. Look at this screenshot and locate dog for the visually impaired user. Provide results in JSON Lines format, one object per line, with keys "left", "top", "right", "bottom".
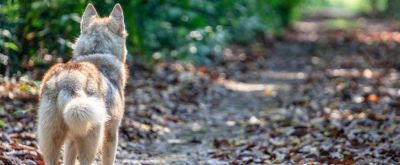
{"left": 37, "top": 3, "right": 128, "bottom": 165}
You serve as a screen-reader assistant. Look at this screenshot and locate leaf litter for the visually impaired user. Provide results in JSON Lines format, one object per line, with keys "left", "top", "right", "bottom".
{"left": 1, "top": 17, "right": 400, "bottom": 164}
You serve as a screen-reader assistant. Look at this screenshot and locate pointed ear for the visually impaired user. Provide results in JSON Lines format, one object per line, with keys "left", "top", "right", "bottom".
{"left": 81, "top": 3, "right": 98, "bottom": 32}
{"left": 109, "top": 4, "right": 125, "bottom": 32}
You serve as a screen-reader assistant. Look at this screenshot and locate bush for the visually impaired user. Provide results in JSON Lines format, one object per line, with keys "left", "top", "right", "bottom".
{"left": 0, "top": 0, "right": 302, "bottom": 75}
{"left": 1, "top": 0, "right": 84, "bottom": 75}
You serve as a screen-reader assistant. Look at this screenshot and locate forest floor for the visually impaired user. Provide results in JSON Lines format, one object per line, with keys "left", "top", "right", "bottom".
{"left": 2, "top": 16, "right": 400, "bottom": 164}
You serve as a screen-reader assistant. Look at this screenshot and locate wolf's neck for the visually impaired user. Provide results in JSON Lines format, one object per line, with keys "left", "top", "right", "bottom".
{"left": 73, "top": 37, "right": 112, "bottom": 57}
{"left": 73, "top": 36, "right": 127, "bottom": 62}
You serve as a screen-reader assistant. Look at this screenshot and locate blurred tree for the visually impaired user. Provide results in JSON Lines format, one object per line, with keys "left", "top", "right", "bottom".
{"left": 268, "top": 0, "right": 302, "bottom": 27}
{"left": 385, "top": 0, "right": 400, "bottom": 18}
{"left": 0, "top": 0, "right": 302, "bottom": 75}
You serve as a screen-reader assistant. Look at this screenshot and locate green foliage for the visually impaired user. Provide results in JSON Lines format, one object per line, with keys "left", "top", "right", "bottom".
{"left": 0, "top": 0, "right": 302, "bottom": 74}
{"left": 268, "top": 0, "right": 303, "bottom": 27}
{"left": 1, "top": 0, "right": 84, "bottom": 74}
{"left": 301, "top": 0, "right": 388, "bottom": 16}
{"left": 0, "top": 119, "right": 5, "bottom": 127}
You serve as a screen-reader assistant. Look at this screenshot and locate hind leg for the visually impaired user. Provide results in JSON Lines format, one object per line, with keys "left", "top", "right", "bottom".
{"left": 38, "top": 99, "right": 67, "bottom": 165}
{"left": 76, "top": 124, "right": 103, "bottom": 165}
{"left": 101, "top": 120, "right": 120, "bottom": 165}
{"left": 64, "top": 138, "right": 77, "bottom": 165}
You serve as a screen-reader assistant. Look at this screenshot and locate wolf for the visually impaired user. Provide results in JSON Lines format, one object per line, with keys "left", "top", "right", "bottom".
{"left": 37, "top": 3, "right": 128, "bottom": 165}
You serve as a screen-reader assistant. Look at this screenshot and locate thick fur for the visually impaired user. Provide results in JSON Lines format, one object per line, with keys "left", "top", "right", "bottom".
{"left": 63, "top": 96, "right": 108, "bottom": 136}
{"left": 37, "top": 3, "right": 128, "bottom": 165}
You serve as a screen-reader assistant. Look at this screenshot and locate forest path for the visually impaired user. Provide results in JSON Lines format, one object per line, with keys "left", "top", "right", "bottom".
{"left": 115, "top": 16, "right": 400, "bottom": 164}
{"left": 116, "top": 40, "right": 311, "bottom": 164}
{"left": 1, "top": 16, "right": 399, "bottom": 165}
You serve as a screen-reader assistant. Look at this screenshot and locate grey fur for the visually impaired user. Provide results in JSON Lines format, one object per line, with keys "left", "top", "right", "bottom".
{"left": 37, "top": 3, "right": 128, "bottom": 165}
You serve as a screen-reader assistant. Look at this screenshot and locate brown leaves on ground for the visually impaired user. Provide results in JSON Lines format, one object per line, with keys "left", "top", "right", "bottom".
{"left": 1, "top": 17, "right": 400, "bottom": 164}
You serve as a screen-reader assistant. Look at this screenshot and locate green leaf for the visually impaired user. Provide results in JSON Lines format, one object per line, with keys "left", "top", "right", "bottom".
{"left": 5, "top": 42, "right": 18, "bottom": 51}
{"left": 19, "top": 84, "right": 30, "bottom": 92}
{"left": 0, "top": 119, "right": 6, "bottom": 127}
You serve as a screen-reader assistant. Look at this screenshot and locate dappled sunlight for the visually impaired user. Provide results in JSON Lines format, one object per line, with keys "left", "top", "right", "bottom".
{"left": 355, "top": 31, "right": 400, "bottom": 43}
{"left": 288, "top": 28, "right": 400, "bottom": 45}
{"left": 215, "top": 70, "right": 306, "bottom": 93}
{"left": 123, "top": 120, "right": 171, "bottom": 135}
{"left": 326, "top": 109, "right": 368, "bottom": 121}
{"left": 3, "top": 0, "right": 400, "bottom": 164}
{"left": 261, "top": 70, "right": 307, "bottom": 81}
{"left": 216, "top": 79, "right": 290, "bottom": 93}
{"left": 119, "top": 154, "right": 191, "bottom": 164}
{"left": 295, "top": 18, "right": 358, "bottom": 33}
{"left": 287, "top": 28, "right": 400, "bottom": 44}
{"left": 292, "top": 14, "right": 400, "bottom": 45}
{"left": 328, "top": 68, "right": 378, "bottom": 78}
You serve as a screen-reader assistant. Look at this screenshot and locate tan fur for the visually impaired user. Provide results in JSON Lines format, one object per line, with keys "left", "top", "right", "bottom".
{"left": 37, "top": 3, "right": 128, "bottom": 165}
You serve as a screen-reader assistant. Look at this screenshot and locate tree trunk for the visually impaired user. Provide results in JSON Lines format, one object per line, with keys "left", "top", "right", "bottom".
{"left": 385, "top": 0, "right": 400, "bottom": 18}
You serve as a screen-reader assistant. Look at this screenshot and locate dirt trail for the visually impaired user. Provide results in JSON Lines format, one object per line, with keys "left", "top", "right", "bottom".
{"left": 115, "top": 41, "right": 312, "bottom": 164}
{"left": 115, "top": 17, "right": 400, "bottom": 164}
{"left": 1, "top": 16, "right": 400, "bottom": 165}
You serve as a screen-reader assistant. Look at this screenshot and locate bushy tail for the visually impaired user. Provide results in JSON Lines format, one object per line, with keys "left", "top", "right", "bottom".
{"left": 61, "top": 94, "right": 108, "bottom": 136}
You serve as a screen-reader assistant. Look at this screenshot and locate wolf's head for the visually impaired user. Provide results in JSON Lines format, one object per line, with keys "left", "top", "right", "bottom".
{"left": 73, "top": 3, "right": 127, "bottom": 62}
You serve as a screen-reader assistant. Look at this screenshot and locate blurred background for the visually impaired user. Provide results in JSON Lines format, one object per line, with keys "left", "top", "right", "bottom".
{"left": 1, "top": 0, "right": 392, "bottom": 76}
{"left": 2, "top": 0, "right": 400, "bottom": 164}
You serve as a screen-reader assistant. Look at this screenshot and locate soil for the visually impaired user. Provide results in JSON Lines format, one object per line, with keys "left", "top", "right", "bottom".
{"left": 1, "top": 16, "right": 400, "bottom": 165}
